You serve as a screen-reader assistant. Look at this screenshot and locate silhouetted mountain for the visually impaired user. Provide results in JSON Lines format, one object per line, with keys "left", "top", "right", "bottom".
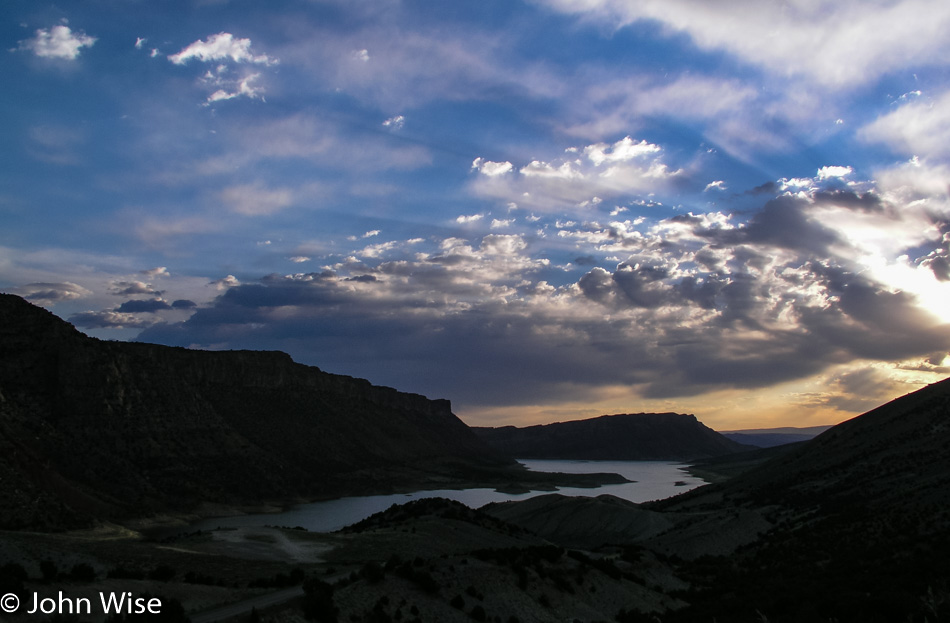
{"left": 473, "top": 412, "right": 751, "bottom": 460}
{"left": 0, "top": 294, "right": 515, "bottom": 530}
{"left": 653, "top": 378, "right": 950, "bottom": 621}
{"left": 719, "top": 424, "right": 832, "bottom": 447}
{"left": 661, "top": 378, "right": 950, "bottom": 514}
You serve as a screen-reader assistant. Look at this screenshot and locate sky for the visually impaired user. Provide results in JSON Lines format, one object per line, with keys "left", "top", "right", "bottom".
{"left": 4, "top": 0, "right": 950, "bottom": 430}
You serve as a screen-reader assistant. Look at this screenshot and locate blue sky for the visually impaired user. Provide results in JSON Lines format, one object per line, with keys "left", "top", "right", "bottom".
{"left": 4, "top": 0, "right": 950, "bottom": 429}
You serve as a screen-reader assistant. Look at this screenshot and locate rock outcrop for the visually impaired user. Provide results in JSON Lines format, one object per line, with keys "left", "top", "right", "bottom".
{"left": 0, "top": 294, "right": 512, "bottom": 530}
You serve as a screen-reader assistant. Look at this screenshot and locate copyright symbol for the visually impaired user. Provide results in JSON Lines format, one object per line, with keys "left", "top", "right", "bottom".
{"left": 0, "top": 593, "right": 19, "bottom": 613}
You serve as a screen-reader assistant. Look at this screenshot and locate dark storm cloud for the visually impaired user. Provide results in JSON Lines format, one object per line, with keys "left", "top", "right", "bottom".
{"left": 171, "top": 299, "right": 198, "bottom": 309}
{"left": 700, "top": 195, "right": 842, "bottom": 256}
{"left": 798, "top": 264, "right": 950, "bottom": 360}
{"left": 813, "top": 189, "right": 883, "bottom": 213}
{"left": 915, "top": 221, "right": 950, "bottom": 281}
{"left": 116, "top": 299, "right": 172, "bottom": 313}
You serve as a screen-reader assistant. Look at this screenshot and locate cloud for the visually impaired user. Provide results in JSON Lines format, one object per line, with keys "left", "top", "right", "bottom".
{"left": 109, "top": 280, "right": 163, "bottom": 296}
{"left": 859, "top": 89, "right": 950, "bottom": 159}
{"left": 382, "top": 115, "right": 405, "bottom": 129}
{"left": 168, "top": 33, "right": 277, "bottom": 104}
{"left": 168, "top": 32, "right": 277, "bottom": 66}
{"left": 472, "top": 158, "right": 514, "bottom": 177}
{"left": 205, "top": 73, "right": 265, "bottom": 104}
{"left": 142, "top": 267, "right": 170, "bottom": 278}
{"left": 816, "top": 165, "right": 853, "bottom": 181}
{"left": 536, "top": 0, "right": 950, "bottom": 87}
{"left": 456, "top": 214, "right": 485, "bottom": 224}
{"left": 203, "top": 113, "right": 432, "bottom": 173}
{"left": 17, "top": 24, "right": 96, "bottom": 60}
{"left": 212, "top": 275, "right": 240, "bottom": 290}
{"left": 69, "top": 310, "right": 163, "bottom": 330}
{"left": 220, "top": 182, "right": 294, "bottom": 216}
{"left": 9, "top": 282, "right": 91, "bottom": 304}
{"left": 135, "top": 177, "right": 950, "bottom": 413}
{"left": 27, "top": 125, "right": 85, "bottom": 165}
{"left": 472, "top": 136, "right": 682, "bottom": 211}
{"left": 584, "top": 137, "right": 660, "bottom": 165}
{"left": 283, "top": 18, "right": 563, "bottom": 112}
{"left": 115, "top": 298, "right": 172, "bottom": 313}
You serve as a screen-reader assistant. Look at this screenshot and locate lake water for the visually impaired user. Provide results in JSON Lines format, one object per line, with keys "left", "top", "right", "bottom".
{"left": 190, "top": 460, "right": 706, "bottom": 534}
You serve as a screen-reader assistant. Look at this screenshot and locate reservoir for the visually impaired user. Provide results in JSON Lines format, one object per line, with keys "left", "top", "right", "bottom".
{"left": 190, "top": 460, "right": 706, "bottom": 534}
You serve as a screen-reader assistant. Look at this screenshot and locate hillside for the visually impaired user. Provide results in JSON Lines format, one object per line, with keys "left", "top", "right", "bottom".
{"left": 655, "top": 378, "right": 950, "bottom": 621}
{"left": 473, "top": 412, "right": 751, "bottom": 460}
{"left": 660, "top": 377, "right": 950, "bottom": 514}
{"left": 0, "top": 294, "right": 516, "bottom": 530}
{"left": 471, "top": 379, "right": 950, "bottom": 621}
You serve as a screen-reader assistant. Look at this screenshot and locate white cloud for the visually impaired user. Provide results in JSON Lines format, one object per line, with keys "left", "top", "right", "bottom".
{"left": 472, "top": 136, "right": 682, "bottom": 211}
{"left": 472, "top": 158, "right": 514, "bottom": 177}
{"left": 521, "top": 160, "right": 583, "bottom": 180}
{"left": 169, "top": 32, "right": 277, "bottom": 66}
{"left": 205, "top": 73, "right": 265, "bottom": 104}
{"left": 859, "top": 90, "right": 950, "bottom": 159}
{"left": 18, "top": 24, "right": 96, "bottom": 60}
{"left": 212, "top": 274, "right": 240, "bottom": 290}
{"left": 290, "top": 256, "right": 311, "bottom": 263}
{"left": 382, "top": 115, "right": 405, "bottom": 129}
{"left": 584, "top": 136, "right": 660, "bottom": 165}
{"left": 537, "top": 0, "right": 950, "bottom": 87}
{"left": 563, "top": 74, "right": 763, "bottom": 153}
{"left": 816, "top": 165, "right": 853, "bottom": 180}
{"left": 704, "top": 180, "right": 726, "bottom": 192}
{"left": 220, "top": 183, "right": 294, "bottom": 216}
{"left": 135, "top": 37, "right": 146, "bottom": 50}
{"left": 490, "top": 218, "right": 514, "bottom": 229}
{"left": 456, "top": 214, "right": 485, "bottom": 224}
{"left": 109, "top": 280, "right": 161, "bottom": 296}
{"left": 480, "top": 234, "right": 528, "bottom": 256}
{"left": 142, "top": 267, "right": 170, "bottom": 278}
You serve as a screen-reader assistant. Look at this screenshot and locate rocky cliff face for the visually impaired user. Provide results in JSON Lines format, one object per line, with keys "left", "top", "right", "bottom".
{"left": 473, "top": 412, "right": 750, "bottom": 461}
{"left": 0, "top": 294, "right": 511, "bottom": 530}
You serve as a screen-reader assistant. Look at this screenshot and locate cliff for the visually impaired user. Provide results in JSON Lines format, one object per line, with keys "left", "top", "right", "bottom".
{"left": 0, "top": 294, "right": 512, "bottom": 530}
{"left": 473, "top": 412, "right": 750, "bottom": 461}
